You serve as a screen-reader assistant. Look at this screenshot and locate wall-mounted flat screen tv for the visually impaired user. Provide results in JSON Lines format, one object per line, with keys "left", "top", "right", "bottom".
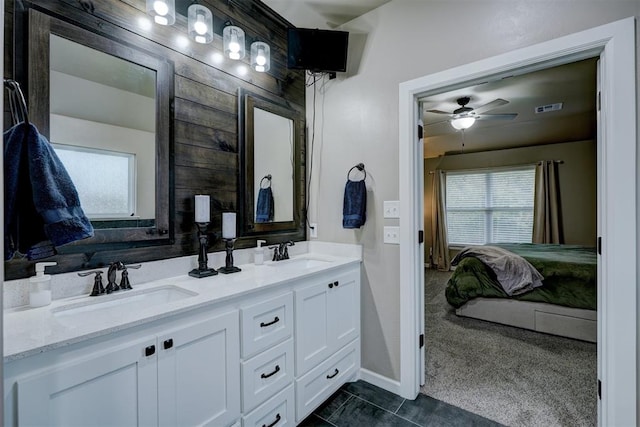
{"left": 287, "top": 28, "right": 349, "bottom": 73}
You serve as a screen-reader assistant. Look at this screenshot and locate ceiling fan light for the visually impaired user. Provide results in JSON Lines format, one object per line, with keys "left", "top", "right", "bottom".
{"left": 451, "top": 116, "right": 476, "bottom": 130}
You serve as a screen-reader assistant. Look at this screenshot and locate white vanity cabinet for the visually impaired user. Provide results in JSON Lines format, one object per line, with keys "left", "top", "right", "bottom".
{"left": 4, "top": 257, "right": 362, "bottom": 427}
{"left": 294, "top": 268, "right": 361, "bottom": 422}
{"left": 4, "top": 309, "right": 240, "bottom": 427}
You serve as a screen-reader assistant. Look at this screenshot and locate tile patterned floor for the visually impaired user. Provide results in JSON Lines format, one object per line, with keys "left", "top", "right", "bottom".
{"left": 299, "top": 381, "right": 504, "bottom": 427}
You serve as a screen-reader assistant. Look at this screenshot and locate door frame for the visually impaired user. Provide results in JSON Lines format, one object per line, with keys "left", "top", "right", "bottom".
{"left": 398, "top": 17, "right": 636, "bottom": 426}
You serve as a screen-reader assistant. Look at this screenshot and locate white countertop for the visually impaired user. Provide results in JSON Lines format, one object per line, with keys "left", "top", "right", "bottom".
{"left": 4, "top": 243, "right": 361, "bottom": 362}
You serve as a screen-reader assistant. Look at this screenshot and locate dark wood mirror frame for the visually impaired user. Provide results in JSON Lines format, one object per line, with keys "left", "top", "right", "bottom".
{"left": 238, "top": 88, "right": 306, "bottom": 238}
{"left": 20, "top": 7, "right": 174, "bottom": 253}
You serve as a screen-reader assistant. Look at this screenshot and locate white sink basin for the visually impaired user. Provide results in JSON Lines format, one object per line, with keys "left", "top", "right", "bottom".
{"left": 266, "top": 256, "right": 332, "bottom": 269}
{"left": 53, "top": 285, "right": 198, "bottom": 323}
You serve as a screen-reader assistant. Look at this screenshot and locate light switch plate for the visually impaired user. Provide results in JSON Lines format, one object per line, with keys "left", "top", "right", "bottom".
{"left": 384, "top": 201, "right": 400, "bottom": 218}
{"left": 384, "top": 226, "right": 400, "bottom": 244}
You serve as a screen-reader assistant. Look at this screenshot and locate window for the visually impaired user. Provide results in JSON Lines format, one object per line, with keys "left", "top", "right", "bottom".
{"left": 445, "top": 167, "right": 535, "bottom": 245}
{"left": 53, "top": 144, "right": 136, "bottom": 219}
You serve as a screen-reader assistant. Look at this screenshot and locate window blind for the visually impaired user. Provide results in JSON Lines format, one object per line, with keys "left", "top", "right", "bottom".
{"left": 445, "top": 167, "right": 535, "bottom": 245}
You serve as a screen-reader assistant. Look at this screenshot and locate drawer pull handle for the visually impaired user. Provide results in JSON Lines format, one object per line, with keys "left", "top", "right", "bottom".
{"left": 261, "top": 365, "right": 281, "bottom": 379}
{"left": 145, "top": 345, "right": 155, "bottom": 357}
{"left": 326, "top": 368, "right": 339, "bottom": 379}
{"left": 260, "top": 316, "right": 280, "bottom": 327}
{"left": 262, "top": 413, "right": 281, "bottom": 427}
{"left": 163, "top": 339, "right": 173, "bottom": 350}
{"left": 328, "top": 282, "right": 334, "bottom": 289}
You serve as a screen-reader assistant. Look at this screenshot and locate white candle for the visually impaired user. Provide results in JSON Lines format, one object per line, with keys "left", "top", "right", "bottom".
{"left": 222, "top": 212, "right": 236, "bottom": 239}
{"left": 194, "top": 195, "right": 210, "bottom": 223}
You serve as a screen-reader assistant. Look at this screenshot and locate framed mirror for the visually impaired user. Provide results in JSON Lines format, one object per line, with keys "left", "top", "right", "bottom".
{"left": 239, "top": 89, "right": 305, "bottom": 236}
{"left": 23, "top": 8, "right": 174, "bottom": 250}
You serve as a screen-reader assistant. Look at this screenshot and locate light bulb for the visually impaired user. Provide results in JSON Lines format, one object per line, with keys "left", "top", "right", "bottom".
{"left": 229, "top": 37, "right": 240, "bottom": 53}
{"left": 195, "top": 35, "right": 206, "bottom": 43}
{"left": 153, "top": 0, "right": 169, "bottom": 16}
{"left": 255, "top": 65, "right": 265, "bottom": 72}
{"left": 229, "top": 51, "right": 240, "bottom": 60}
{"left": 194, "top": 14, "right": 207, "bottom": 35}
{"left": 155, "top": 15, "right": 168, "bottom": 25}
{"left": 256, "top": 49, "right": 266, "bottom": 66}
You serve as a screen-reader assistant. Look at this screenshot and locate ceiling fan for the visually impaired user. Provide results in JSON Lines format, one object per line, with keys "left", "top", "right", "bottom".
{"left": 426, "top": 97, "right": 518, "bottom": 130}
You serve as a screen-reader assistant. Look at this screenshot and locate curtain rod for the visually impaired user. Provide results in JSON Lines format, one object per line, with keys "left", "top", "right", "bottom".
{"left": 428, "top": 159, "right": 564, "bottom": 175}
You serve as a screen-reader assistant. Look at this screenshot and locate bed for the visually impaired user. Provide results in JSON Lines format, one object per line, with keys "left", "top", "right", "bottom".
{"left": 445, "top": 243, "right": 597, "bottom": 342}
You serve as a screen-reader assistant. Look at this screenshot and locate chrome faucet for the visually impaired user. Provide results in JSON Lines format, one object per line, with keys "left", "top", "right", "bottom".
{"left": 270, "top": 241, "right": 295, "bottom": 261}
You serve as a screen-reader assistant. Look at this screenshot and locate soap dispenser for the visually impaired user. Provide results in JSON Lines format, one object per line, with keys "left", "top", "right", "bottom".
{"left": 29, "top": 262, "right": 57, "bottom": 307}
{"left": 254, "top": 240, "right": 266, "bottom": 265}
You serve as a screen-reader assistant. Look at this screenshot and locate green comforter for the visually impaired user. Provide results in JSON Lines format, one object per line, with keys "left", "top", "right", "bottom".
{"left": 445, "top": 243, "right": 597, "bottom": 310}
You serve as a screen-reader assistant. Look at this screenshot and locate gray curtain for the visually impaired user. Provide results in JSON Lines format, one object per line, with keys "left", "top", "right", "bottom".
{"left": 431, "top": 170, "right": 451, "bottom": 271}
{"left": 533, "top": 161, "right": 562, "bottom": 244}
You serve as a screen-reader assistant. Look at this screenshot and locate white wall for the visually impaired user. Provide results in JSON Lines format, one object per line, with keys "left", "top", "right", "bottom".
{"left": 308, "top": 0, "right": 639, "bottom": 381}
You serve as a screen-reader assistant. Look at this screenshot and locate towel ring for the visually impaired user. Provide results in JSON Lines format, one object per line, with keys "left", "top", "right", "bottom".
{"left": 260, "top": 174, "right": 272, "bottom": 189}
{"left": 347, "top": 163, "right": 366, "bottom": 181}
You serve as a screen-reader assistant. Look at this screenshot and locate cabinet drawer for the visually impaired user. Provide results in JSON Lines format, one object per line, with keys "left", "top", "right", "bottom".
{"left": 242, "top": 293, "right": 293, "bottom": 358}
{"left": 242, "top": 384, "right": 295, "bottom": 427}
{"left": 242, "top": 338, "right": 294, "bottom": 413}
{"left": 295, "top": 340, "right": 359, "bottom": 422}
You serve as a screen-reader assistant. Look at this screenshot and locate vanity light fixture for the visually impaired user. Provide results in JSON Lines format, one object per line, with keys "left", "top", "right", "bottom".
{"left": 147, "top": 0, "right": 175, "bottom": 26}
{"left": 450, "top": 116, "right": 476, "bottom": 130}
{"left": 251, "top": 41, "right": 270, "bottom": 72}
{"left": 188, "top": 3, "right": 213, "bottom": 44}
{"left": 223, "top": 24, "right": 246, "bottom": 60}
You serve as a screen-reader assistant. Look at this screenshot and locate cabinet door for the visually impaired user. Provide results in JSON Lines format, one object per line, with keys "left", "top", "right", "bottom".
{"left": 295, "top": 280, "right": 330, "bottom": 375}
{"left": 327, "top": 271, "right": 360, "bottom": 352}
{"left": 17, "top": 336, "right": 158, "bottom": 427}
{"left": 157, "top": 310, "right": 240, "bottom": 427}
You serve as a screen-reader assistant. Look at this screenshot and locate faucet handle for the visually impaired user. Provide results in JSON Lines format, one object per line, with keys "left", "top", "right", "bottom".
{"left": 78, "top": 270, "right": 105, "bottom": 296}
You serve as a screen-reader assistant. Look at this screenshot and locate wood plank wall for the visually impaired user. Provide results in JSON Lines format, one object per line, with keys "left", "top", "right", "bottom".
{"left": 4, "top": 0, "right": 306, "bottom": 279}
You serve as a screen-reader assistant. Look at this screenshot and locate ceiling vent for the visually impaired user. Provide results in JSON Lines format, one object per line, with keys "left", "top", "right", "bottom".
{"left": 535, "top": 102, "right": 563, "bottom": 114}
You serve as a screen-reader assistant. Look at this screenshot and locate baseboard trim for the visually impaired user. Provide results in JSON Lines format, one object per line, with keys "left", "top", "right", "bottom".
{"left": 359, "top": 368, "right": 402, "bottom": 396}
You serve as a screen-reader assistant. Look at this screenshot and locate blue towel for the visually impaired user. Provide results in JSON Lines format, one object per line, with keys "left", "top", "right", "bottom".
{"left": 343, "top": 179, "right": 366, "bottom": 229}
{"left": 256, "top": 187, "right": 274, "bottom": 223}
{"left": 4, "top": 123, "right": 94, "bottom": 260}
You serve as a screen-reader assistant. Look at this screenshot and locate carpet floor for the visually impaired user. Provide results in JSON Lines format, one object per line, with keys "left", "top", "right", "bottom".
{"left": 421, "top": 270, "right": 597, "bottom": 427}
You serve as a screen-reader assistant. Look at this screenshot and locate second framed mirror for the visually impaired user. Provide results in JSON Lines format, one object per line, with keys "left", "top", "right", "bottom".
{"left": 238, "top": 89, "right": 305, "bottom": 236}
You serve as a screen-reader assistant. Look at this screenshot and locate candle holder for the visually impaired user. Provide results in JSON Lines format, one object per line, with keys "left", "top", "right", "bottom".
{"left": 189, "top": 222, "right": 218, "bottom": 278}
{"left": 218, "top": 238, "right": 241, "bottom": 274}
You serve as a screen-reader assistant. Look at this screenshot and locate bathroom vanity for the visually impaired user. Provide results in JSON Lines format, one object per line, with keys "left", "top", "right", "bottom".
{"left": 3, "top": 245, "right": 361, "bottom": 426}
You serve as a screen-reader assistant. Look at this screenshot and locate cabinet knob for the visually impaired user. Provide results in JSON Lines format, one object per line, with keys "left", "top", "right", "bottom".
{"left": 145, "top": 345, "right": 156, "bottom": 357}
{"left": 326, "top": 368, "right": 339, "bottom": 379}
{"left": 262, "top": 413, "right": 281, "bottom": 427}
{"left": 328, "top": 283, "right": 334, "bottom": 289}
{"left": 334, "top": 281, "right": 339, "bottom": 287}
{"left": 260, "top": 364, "right": 281, "bottom": 379}
{"left": 260, "top": 316, "right": 280, "bottom": 328}
{"left": 163, "top": 339, "right": 174, "bottom": 350}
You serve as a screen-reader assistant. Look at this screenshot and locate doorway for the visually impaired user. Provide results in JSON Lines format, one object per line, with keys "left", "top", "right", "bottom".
{"left": 419, "top": 57, "right": 598, "bottom": 425}
{"left": 398, "top": 17, "right": 636, "bottom": 427}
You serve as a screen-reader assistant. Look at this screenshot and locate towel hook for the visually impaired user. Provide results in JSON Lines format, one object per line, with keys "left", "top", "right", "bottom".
{"left": 260, "top": 174, "right": 272, "bottom": 189}
{"left": 3, "top": 79, "right": 29, "bottom": 126}
{"left": 347, "top": 163, "right": 366, "bottom": 181}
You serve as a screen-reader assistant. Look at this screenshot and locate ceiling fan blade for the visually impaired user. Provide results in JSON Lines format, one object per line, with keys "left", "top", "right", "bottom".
{"left": 424, "top": 118, "right": 451, "bottom": 126}
{"left": 477, "top": 113, "right": 518, "bottom": 121}
{"left": 425, "top": 109, "right": 452, "bottom": 115}
{"left": 473, "top": 98, "right": 509, "bottom": 114}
